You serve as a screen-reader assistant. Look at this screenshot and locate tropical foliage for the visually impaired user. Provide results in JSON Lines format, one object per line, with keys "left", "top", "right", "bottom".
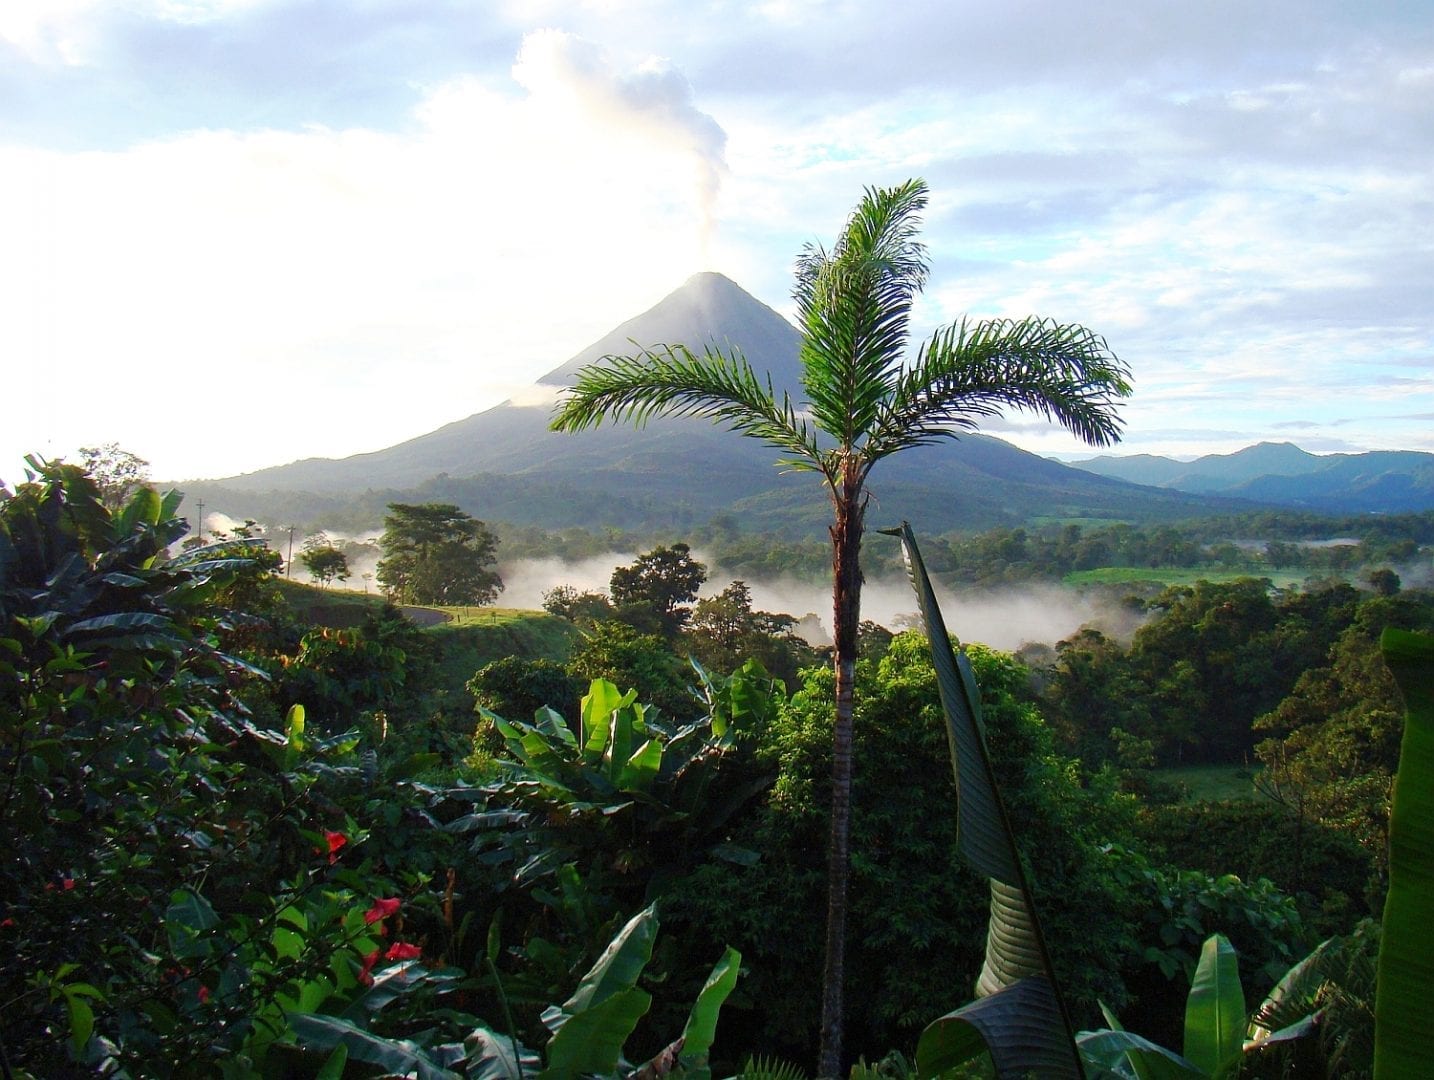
{"left": 4, "top": 444, "right": 1429, "bottom": 1077}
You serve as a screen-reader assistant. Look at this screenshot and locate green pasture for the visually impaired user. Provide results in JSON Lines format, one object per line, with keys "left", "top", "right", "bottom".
{"left": 1064, "top": 566, "right": 1309, "bottom": 588}
{"left": 426, "top": 608, "right": 581, "bottom": 700}
{"left": 1154, "top": 763, "right": 1264, "bottom": 803}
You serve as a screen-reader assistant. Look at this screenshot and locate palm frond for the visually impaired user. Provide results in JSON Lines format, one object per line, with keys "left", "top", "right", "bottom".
{"left": 863, "top": 315, "right": 1132, "bottom": 463}
{"left": 794, "top": 179, "right": 930, "bottom": 448}
{"left": 549, "top": 342, "right": 827, "bottom": 479}
{"left": 736, "top": 1054, "right": 810, "bottom": 1080}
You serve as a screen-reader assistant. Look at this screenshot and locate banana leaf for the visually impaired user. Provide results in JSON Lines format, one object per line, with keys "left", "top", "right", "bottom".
{"left": 919, "top": 976, "right": 1082, "bottom": 1079}
{"left": 464, "top": 1026, "right": 540, "bottom": 1080}
{"left": 679, "top": 945, "right": 742, "bottom": 1075}
{"left": 1375, "top": 627, "right": 1434, "bottom": 1079}
{"left": 1075, "top": 1027, "right": 1204, "bottom": 1080}
{"left": 1182, "top": 934, "right": 1244, "bottom": 1079}
{"left": 539, "top": 903, "right": 658, "bottom": 1080}
{"left": 288, "top": 1014, "right": 460, "bottom": 1080}
{"left": 1245, "top": 935, "right": 1336, "bottom": 1050}
{"left": 888, "top": 523, "right": 1081, "bottom": 1079}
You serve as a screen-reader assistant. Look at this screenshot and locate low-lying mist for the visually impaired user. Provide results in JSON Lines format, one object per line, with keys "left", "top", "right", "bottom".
{"left": 217, "top": 522, "right": 1143, "bottom": 651}
{"left": 499, "top": 548, "right": 1144, "bottom": 652}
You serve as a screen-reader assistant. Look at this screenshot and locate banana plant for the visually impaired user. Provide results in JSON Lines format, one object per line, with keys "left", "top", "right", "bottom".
{"left": 884, "top": 523, "right": 1083, "bottom": 1079}
{"left": 1375, "top": 627, "right": 1434, "bottom": 1078}
{"left": 1077, "top": 930, "right": 1344, "bottom": 1079}
{"left": 286, "top": 904, "right": 740, "bottom": 1080}
{"left": 454, "top": 670, "right": 774, "bottom": 895}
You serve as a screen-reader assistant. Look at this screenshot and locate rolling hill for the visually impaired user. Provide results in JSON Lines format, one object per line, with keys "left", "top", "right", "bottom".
{"left": 1070, "top": 442, "right": 1434, "bottom": 513}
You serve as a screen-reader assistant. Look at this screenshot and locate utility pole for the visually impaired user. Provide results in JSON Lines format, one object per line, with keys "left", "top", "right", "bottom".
{"left": 287, "top": 525, "right": 296, "bottom": 578}
{"left": 195, "top": 500, "right": 205, "bottom": 544}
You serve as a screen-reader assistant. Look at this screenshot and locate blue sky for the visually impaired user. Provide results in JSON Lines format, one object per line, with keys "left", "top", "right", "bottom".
{"left": 3, "top": 0, "right": 1431, "bottom": 482}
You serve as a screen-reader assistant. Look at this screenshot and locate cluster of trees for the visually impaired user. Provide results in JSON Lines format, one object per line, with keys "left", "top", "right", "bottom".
{"left": 1033, "top": 577, "right": 1433, "bottom": 774}
{"left": 915, "top": 518, "right": 1422, "bottom": 587}
{"left": 492, "top": 508, "right": 1430, "bottom": 599}
{"left": 476, "top": 542, "right": 825, "bottom": 721}
{"left": 1023, "top": 573, "right": 1434, "bottom": 938}
{"left": 3, "top": 451, "right": 1417, "bottom": 1076}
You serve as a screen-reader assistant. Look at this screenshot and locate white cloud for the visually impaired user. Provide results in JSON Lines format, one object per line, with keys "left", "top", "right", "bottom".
{"left": 2, "top": 2, "right": 1432, "bottom": 480}
{"left": 1, "top": 29, "right": 729, "bottom": 480}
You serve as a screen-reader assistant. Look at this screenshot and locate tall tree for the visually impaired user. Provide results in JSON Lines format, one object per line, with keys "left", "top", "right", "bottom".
{"left": 376, "top": 502, "right": 503, "bottom": 606}
{"left": 609, "top": 542, "right": 706, "bottom": 637}
{"left": 549, "top": 178, "right": 1130, "bottom": 1075}
{"left": 78, "top": 442, "right": 150, "bottom": 510}
{"left": 299, "top": 537, "right": 350, "bottom": 590}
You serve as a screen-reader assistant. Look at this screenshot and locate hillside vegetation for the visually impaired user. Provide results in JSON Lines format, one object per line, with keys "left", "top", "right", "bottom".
{"left": 5, "top": 458, "right": 1430, "bottom": 1077}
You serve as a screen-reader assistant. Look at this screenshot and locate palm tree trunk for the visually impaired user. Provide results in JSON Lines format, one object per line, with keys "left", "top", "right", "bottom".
{"left": 818, "top": 463, "right": 865, "bottom": 1078}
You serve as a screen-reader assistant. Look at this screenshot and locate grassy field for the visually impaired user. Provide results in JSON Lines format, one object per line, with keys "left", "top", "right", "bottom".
{"left": 1153, "top": 763, "right": 1264, "bottom": 803}
{"left": 1063, "top": 566, "right": 1310, "bottom": 588}
{"left": 426, "top": 609, "right": 581, "bottom": 700}
{"left": 275, "top": 579, "right": 389, "bottom": 626}
{"left": 276, "top": 581, "right": 579, "bottom": 702}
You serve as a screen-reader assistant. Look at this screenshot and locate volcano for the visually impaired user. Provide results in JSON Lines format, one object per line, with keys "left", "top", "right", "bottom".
{"left": 190, "top": 273, "right": 1219, "bottom": 535}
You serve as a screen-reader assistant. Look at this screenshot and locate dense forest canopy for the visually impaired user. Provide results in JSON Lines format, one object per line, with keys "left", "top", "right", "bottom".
{"left": 2, "top": 452, "right": 1430, "bottom": 1076}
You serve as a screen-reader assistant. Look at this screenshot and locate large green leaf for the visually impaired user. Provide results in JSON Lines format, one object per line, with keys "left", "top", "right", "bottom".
{"left": 680, "top": 946, "right": 742, "bottom": 1070}
{"left": 464, "top": 1026, "right": 539, "bottom": 1080}
{"left": 975, "top": 878, "right": 1045, "bottom": 997}
{"left": 542, "top": 904, "right": 658, "bottom": 1034}
{"left": 1245, "top": 936, "right": 1334, "bottom": 1050}
{"left": 889, "top": 522, "right": 1080, "bottom": 1079}
{"left": 917, "top": 977, "right": 1081, "bottom": 1079}
{"left": 537, "top": 904, "right": 661, "bottom": 1079}
{"left": 890, "top": 524, "right": 1017, "bottom": 886}
{"left": 289, "top": 1013, "right": 459, "bottom": 1080}
{"left": 620, "top": 737, "right": 664, "bottom": 791}
{"left": 542, "top": 987, "right": 653, "bottom": 1080}
{"left": 165, "top": 888, "right": 219, "bottom": 959}
{"left": 1076, "top": 1028, "right": 1205, "bottom": 1080}
{"left": 67, "top": 611, "right": 176, "bottom": 636}
{"left": 1376, "top": 627, "right": 1434, "bottom": 1079}
{"left": 112, "top": 485, "right": 161, "bottom": 537}
{"left": 605, "top": 701, "right": 637, "bottom": 785}
{"left": 1183, "top": 934, "right": 1244, "bottom": 1079}
{"left": 580, "top": 679, "right": 632, "bottom": 756}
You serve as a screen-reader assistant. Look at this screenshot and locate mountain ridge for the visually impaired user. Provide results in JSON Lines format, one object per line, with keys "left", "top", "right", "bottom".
{"left": 1069, "top": 441, "right": 1434, "bottom": 513}
{"left": 174, "top": 274, "right": 1339, "bottom": 536}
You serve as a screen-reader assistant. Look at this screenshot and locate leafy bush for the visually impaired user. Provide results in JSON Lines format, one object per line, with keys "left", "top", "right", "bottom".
{"left": 662, "top": 633, "right": 1145, "bottom": 1062}
{"left": 1139, "top": 798, "right": 1375, "bottom": 938}
{"left": 1103, "top": 844, "right": 1306, "bottom": 1051}
{"left": 0, "top": 461, "right": 457, "bottom": 1073}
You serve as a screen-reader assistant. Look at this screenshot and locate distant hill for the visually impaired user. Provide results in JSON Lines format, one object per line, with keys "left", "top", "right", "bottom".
{"left": 178, "top": 273, "right": 1248, "bottom": 537}
{"left": 1070, "top": 442, "right": 1434, "bottom": 513}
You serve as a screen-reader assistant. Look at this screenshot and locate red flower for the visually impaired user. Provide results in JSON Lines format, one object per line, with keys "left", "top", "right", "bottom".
{"left": 320, "top": 830, "right": 347, "bottom": 864}
{"left": 62, "top": 877, "right": 75, "bottom": 891}
{"left": 197, "top": 985, "right": 210, "bottom": 1004}
{"left": 364, "top": 897, "right": 400, "bottom": 924}
{"left": 385, "top": 941, "right": 421, "bottom": 962}
{"left": 357, "top": 947, "right": 381, "bottom": 986}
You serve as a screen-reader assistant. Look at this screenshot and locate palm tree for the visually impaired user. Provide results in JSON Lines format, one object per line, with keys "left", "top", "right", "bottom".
{"left": 550, "top": 178, "right": 1131, "bottom": 1076}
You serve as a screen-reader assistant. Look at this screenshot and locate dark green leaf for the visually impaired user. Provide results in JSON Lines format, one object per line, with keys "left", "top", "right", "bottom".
{"left": 1375, "top": 628, "right": 1434, "bottom": 1078}
{"left": 681, "top": 946, "right": 741, "bottom": 1065}
{"left": 1076, "top": 1028, "right": 1205, "bottom": 1079}
{"left": 917, "top": 978, "right": 1081, "bottom": 1080}
{"left": 289, "top": 1013, "right": 460, "bottom": 1080}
